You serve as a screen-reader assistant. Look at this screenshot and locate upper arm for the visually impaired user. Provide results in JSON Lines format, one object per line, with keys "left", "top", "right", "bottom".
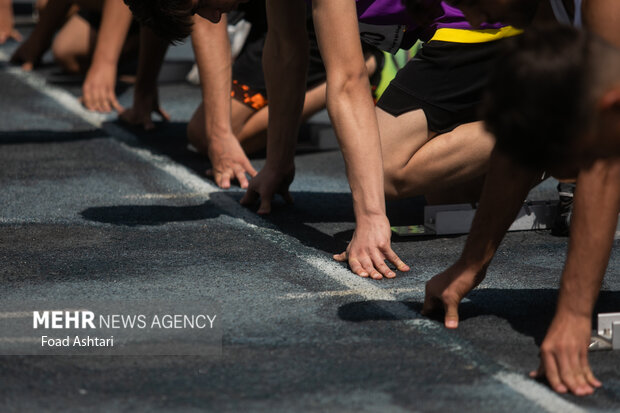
{"left": 583, "top": 0, "right": 620, "bottom": 47}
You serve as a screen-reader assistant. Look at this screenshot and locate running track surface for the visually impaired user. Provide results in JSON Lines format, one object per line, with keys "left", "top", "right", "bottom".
{"left": 1, "top": 25, "right": 619, "bottom": 412}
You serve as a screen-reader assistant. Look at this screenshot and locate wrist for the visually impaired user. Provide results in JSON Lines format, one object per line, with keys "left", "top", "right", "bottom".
{"left": 205, "top": 123, "right": 234, "bottom": 143}
{"left": 555, "top": 296, "right": 595, "bottom": 321}
{"left": 355, "top": 211, "right": 389, "bottom": 227}
{"left": 91, "top": 53, "right": 118, "bottom": 67}
{"left": 264, "top": 159, "right": 295, "bottom": 174}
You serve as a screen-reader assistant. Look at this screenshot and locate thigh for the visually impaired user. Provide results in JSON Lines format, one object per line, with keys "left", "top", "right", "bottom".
{"left": 377, "top": 107, "right": 432, "bottom": 171}
{"left": 231, "top": 98, "right": 257, "bottom": 136}
{"left": 52, "top": 13, "right": 96, "bottom": 62}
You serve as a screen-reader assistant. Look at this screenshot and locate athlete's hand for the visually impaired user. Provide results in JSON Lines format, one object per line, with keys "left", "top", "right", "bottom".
{"left": 80, "top": 62, "right": 122, "bottom": 113}
{"left": 0, "top": 5, "right": 22, "bottom": 44}
{"left": 240, "top": 164, "right": 294, "bottom": 214}
{"left": 530, "top": 312, "right": 601, "bottom": 396}
{"left": 119, "top": 90, "right": 170, "bottom": 131}
{"left": 206, "top": 134, "right": 257, "bottom": 189}
{"left": 334, "top": 214, "right": 409, "bottom": 280}
{"left": 421, "top": 261, "right": 487, "bottom": 328}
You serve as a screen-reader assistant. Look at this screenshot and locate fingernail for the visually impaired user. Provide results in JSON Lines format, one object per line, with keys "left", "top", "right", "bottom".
{"left": 445, "top": 320, "right": 458, "bottom": 329}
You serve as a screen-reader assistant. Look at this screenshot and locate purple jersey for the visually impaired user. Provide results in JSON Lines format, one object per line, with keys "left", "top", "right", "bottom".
{"left": 306, "top": 0, "right": 507, "bottom": 52}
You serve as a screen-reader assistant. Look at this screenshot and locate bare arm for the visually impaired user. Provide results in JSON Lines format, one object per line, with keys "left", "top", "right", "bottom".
{"left": 118, "top": 25, "right": 170, "bottom": 129}
{"left": 240, "top": 0, "right": 308, "bottom": 213}
{"left": 532, "top": 158, "right": 620, "bottom": 395}
{"left": 0, "top": 0, "right": 22, "bottom": 44}
{"left": 80, "top": 0, "right": 133, "bottom": 112}
{"left": 10, "top": 0, "right": 76, "bottom": 69}
{"left": 311, "top": 0, "right": 409, "bottom": 279}
{"left": 192, "top": 14, "right": 256, "bottom": 189}
{"left": 583, "top": 0, "right": 620, "bottom": 47}
{"left": 423, "top": 149, "right": 541, "bottom": 326}
{"left": 528, "top": 0, "right": 620, "bottom": 397}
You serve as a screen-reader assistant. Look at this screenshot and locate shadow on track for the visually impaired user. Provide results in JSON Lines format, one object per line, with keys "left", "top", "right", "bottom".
{"left": 0, "top": 130, "right": 108, "bottom": 144}
{"left": 111, "top": 119, "right": 429, "bottom": 256}
{"left": 338, "top": 289, "right": 620, "bottom": 346}
{"left": 81, "top": 202, "right": 223, "bottom": 226}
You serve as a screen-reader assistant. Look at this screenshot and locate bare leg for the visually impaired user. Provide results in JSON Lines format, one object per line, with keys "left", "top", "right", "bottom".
{"left": 236, "top": 52, "right": 379, "bottom": 153}
{"left": 10, "top": 0, "right": 102, "bottom": 70}
{"left": 187, "top": 98, "right": 254, "bottom": 154}
{"left": 379, "top": 107, "right": 495, "bottom": 202}
{"left": 52, "top": 13, "right": 96, "bottom": 73}
{"left": 236, "top": 83, "right": 328, "bottom": 153}
{"left": 187, "top": 83, "right": 327, "bottom": 155}
{"left": 187, "top": 53, "right": 379, "bottom": 156}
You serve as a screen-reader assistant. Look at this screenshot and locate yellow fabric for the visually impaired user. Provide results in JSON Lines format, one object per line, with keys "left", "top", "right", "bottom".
{"left": 429, "top": 26, "right": 523, "bottom": 43}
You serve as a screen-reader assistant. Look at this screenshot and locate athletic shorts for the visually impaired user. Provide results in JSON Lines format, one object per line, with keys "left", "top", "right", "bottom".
{"left": 232, "top": 22, "right": 326, "bottom": 111}
{"left": 377, "top": 36, "right": 515, "bottom": 134}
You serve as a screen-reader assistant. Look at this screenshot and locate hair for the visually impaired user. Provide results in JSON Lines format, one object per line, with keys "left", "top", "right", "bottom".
{"left": 482, "top": 25, "right": 601, "bottom": 169}
{"left": 123, "top": 0, "right": 194, "bottom": 44}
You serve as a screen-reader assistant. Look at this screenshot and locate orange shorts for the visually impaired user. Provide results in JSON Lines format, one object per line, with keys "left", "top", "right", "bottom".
{"left": 231, "top": 80, "right": 268, "bottom": 111}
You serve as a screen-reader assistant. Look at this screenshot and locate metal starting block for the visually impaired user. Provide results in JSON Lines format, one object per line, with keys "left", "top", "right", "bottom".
{"left": 391, "top": 200, "right": 557, "bottom": 236}
{"left": 590, "top": 313, "right": 620, "bottom": 351}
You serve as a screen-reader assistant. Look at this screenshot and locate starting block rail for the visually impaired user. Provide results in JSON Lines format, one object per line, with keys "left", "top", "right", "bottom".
{"left": 590, "top": 313, "right": 620, "bottom": 351}
{"left": 392, "top": 200, "right": 558, "bottom": 236}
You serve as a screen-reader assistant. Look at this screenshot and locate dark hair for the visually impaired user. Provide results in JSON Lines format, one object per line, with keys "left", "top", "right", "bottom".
{"left": 401, "top": 0, "right": 445, "bottom": 26}
{"left": 123, "top": 0, "right": 194, "bottom": 43}
{"left": 482, "top": 25, "right": 593, "bottom": 169}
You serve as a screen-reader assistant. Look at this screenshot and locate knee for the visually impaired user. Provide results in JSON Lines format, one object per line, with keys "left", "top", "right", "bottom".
{"left": 52, "top": 40, "right": 81, "bottom": 73}
{"left": 186, "top": 114, "right": 208, "bottom": 154}
{"left": 383, "top": 164, "right": 406, "bottom": 200}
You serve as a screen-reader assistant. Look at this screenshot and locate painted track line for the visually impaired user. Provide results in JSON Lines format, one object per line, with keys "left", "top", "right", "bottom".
{"left": 4, "top": 64, "right": 588, "bottom": 413}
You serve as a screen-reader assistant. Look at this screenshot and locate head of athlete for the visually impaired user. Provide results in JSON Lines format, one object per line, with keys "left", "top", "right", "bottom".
{"left": 483, "top": 25, "right": 620, "bottom": 170}
{"left": 123, "top": 0, "right": 248, "bottom": 43}
{"left": 403, "top": 0, "right": 539, "bottom": 28}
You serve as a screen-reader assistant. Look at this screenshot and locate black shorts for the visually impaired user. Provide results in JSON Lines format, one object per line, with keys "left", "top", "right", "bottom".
{"left": 232, "top": 6, "right": 326, "bottom": 110}
{"left": 377, "top": 38, "right": 510, "bottom": 134}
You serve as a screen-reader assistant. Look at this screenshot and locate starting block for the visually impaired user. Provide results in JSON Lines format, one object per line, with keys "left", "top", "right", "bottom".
{"left": 391, "top": 200, "right": 557, "bottom": 236}
{"left": 590, "top": 313, "right": 620, "bottom": 351}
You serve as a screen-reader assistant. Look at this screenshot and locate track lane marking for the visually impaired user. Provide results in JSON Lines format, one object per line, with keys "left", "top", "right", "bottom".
{"left": 3, "top": 60, "right": 589, "bottom": 413}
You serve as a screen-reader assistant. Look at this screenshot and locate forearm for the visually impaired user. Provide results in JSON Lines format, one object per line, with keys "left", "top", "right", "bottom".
{"left": 327, "top": 75, "right": 385, "bottom": 218}
{"left": 90, "top": 0, "right": 132, "bottom": 67}
{"left": 192, "top": 14, "right": 233, "bottom": 140}
{"left": 312, "top": 0, "right": 385, "bottom": 218}
{"left": 0, "top": 0, "right": 10, "bottom": 13}
{"left": 134, "top": 25, "right": 168, "bottom": 95}
{"left": 459, "top": 149, "right": 541, "bottom": 268}
{"left": 556, "top": 158, "right": 620, "bottom": 318}
{"left": 583, "top": 0, "right": 620, "bottom": 47}
{"left": 264, "top": 0, "right": 308, "bottom": 169}
{"left": 26, "top": 0, "right": 74, "bottom": 44}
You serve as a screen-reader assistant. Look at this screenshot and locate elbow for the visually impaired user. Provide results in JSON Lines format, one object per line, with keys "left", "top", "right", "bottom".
{"left": 328, "top": 68, "right": 370, "bottom": 98}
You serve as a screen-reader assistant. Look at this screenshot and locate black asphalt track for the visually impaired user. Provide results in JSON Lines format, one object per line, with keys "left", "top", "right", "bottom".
{"left": 1, "top": 22, "right": 619, "bottom": 412}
